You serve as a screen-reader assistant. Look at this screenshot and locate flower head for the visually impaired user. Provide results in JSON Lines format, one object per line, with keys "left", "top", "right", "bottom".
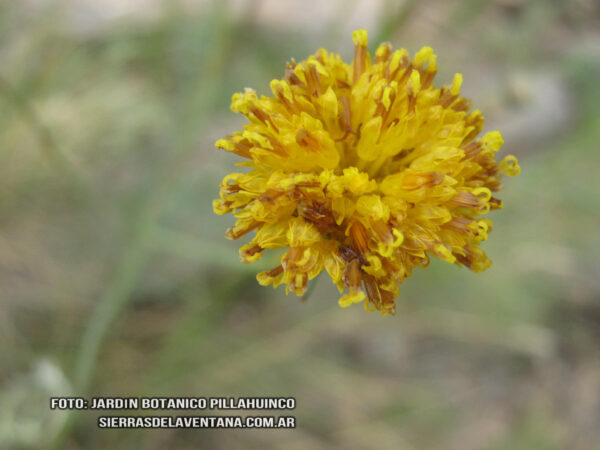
{"left": 214, "top": 30, "right": 520, "bottom": 316}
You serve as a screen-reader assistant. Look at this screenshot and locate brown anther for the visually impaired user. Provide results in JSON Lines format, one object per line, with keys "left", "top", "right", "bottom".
{"left": 391, "top": 148, "right": 411, "bottom": 162}
{"left": 389, "top": 118, "right": 400, "bottom": 129}
{"left": 273, "top": 87, "right": 298, "bottom": 115}
{"left": 263, "top": 135, "right": 287, "bottom": 157}
{"left": 341, "top": 96, "right": 352, "bottom": 126}
{"left": 284, "top": 60, "right": 304, "bottom": 86}
{"left": 462, "top": 141, "right": 482, "bottom": 158}
{"left": 344, "top": 259, "right": 362, "bottom": 290}
{"left": 403, "top": 171, "right": 444, "bottom": 190}
{"left": 363, "top": 275, "right": 382, "bottom": 307}
{"left": 265, "top": 265, "right": 284, "bottom": 277}
{"left": 407, "top": 94, "right": 417, "bottom": 114}
{"left": 370, "top": 219, "right": 393, "bottom": 245}
{"left": 379, "top": 288, "right": 396, "bottom": 314}
{"left": 251, "top": 108, "right": 279, "bottom": 133}
{"left": 379, "top": 288, "right": 395, "bottom": 305}
{"left": 401, "top": 53, "right": 410, "bottom": 67}
{"left": 421, "top": 71, "right": 436, "bottom": 89}
{"left": 449, "top": 192, "right": 480, "bottom": 208}
{"left": 353, "top": 43, "right": 367, "bottom": 84}
{"left": 299, "top": 202, "right": 336, "bottom": 231}
{"left": 222, "top": 184, "right": 241, "bottom": 194}
{"left": 439, "top": 90, "right": 457, "bottom": 108}
{"left": 442, "top": 217, "right": 474, "bottom": 233}
{"left": 473, "top": 156, "right": 495, "bottom": 171}
{"left": 397, "top": 65, "right": 412, "bottom": 85}
{"left": 463, "top": 114, "right": 485, "bottom": 143}
{"left": 350, "top": 221, "right": 369, "bottom": 253}
{"left": 225, "top": 220, "right": 260, "bottom": 240}
{"left": 335, "top": 96, "right": 355, "bottom": 142}
{"left": 455, "top": 249, "right": 475, "bottom": 270}
{"left": 485, "top": 166, "right": 500, "bottom": 177}
{"left": 452, "top": 97, "right": 471, "bottom": 112}
{"left": 251, "top": 107, "right": 269, "bottom": 124}
{"left": 230, "top": 139, "right": 252, "bottom": 159}
{"left": 399, "top": 236, "right": 422, "bottom": 253}
{"left": 295, "top": 129, "right": 320, "bottom": 148}
{"left": 314, "top": 49, "right": 327, "bottom": 64}
{"left": 305, "top": 63, "right": 322, "bottom": 97}
{"left": 489, "top": 197, "right": 503, "bottom": 210}
{"left": 242, "top": 245, "right": 263, "bottom": 258}
{"left": 259, "top": 189, "right": 285, "bottom": 204}
{"left": 284, "top": 247, "right": 304, "bottom": 269}
{"left": 488, "top": 181, "right": 503, "bottom": 192}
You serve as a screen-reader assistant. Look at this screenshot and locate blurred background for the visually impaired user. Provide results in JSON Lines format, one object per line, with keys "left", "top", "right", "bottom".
{"left": 1, "top": 0, "right": 600, "bottom": 448}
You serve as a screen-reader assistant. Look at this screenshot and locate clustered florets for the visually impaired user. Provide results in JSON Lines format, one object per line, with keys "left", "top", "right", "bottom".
{"left": 214, "top": 30, "right": 520, "bottom": 316}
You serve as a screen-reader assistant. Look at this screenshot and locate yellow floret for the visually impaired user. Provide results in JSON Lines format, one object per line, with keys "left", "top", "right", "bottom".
{"left": 214, "top": 29, "right": 520, "bottom": 316}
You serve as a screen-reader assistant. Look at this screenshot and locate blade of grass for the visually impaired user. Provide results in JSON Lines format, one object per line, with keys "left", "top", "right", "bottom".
{"left": 47, "top": 2, "right": 234, "bottom": 447}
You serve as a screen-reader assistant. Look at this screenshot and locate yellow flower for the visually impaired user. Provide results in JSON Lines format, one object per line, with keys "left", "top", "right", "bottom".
{"left": 214, "top": 30, "right": 520, "bottom": 316}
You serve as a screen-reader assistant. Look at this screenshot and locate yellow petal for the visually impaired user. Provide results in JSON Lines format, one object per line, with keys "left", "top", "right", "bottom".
{"left": 338, "top": 289, "right": 366, "bottom": 308}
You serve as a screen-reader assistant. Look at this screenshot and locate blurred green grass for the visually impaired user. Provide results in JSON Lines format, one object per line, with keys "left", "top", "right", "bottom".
{"left": 1, "top": 0, "right": 600, "bottom": 449}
